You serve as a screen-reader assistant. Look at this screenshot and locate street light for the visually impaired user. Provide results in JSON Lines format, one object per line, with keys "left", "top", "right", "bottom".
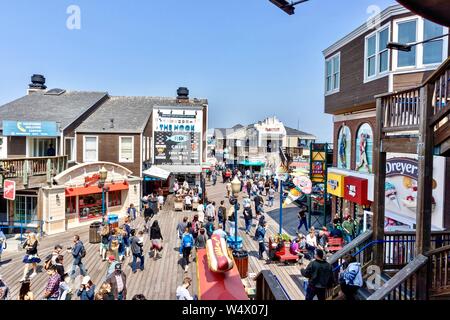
{"left": 98, "top": 166, "right": 108, "bottom": 224}
{"left": 386, "top": 33, "right": 449, "bottom": 52}
{"left": 269, "top": 0, "right": 309, "bottom": 15}
{"left": 230, "top": 175, "right": 242, "bottom": 250}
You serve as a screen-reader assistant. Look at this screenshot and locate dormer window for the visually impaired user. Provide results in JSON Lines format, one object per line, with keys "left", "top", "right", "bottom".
{"left": 364, "top": 24, "right": 390, "bottom": 82}
{"left": 325, "top": 52, "right": 340, "bottom": 95}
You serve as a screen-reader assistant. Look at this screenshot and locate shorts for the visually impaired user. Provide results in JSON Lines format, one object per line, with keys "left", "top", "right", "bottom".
{"left": 151, "top": 239, "right": 163, "bottom": 251}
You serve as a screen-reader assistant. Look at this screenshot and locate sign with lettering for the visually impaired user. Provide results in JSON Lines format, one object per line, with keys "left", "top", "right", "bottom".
{"left": 327, "top": 172, "right": 345, "bottom": 197}
{"left": 386, "top": 157, "right": 418, "bottom": 179}
{"left": 2, "top": 120, "right": 59, "bottom": 137}
{"left": 3, "top": 180, "right": 16, "bottom": 201}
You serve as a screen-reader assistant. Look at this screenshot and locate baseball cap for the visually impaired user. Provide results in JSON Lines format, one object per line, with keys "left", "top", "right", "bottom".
{"left": 108, "top": 255, "right": 116, "bottom": 262}
{"left": 81, "top": 276, "right": 91, "bottom": 285}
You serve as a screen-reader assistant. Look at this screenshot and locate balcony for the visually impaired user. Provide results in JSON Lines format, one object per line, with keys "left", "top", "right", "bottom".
{"left": 0, "top": 156, "right": 68, "bottom": 190}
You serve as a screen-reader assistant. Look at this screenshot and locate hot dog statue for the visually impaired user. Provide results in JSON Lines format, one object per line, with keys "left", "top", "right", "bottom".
{"left": 206, "top": 234, "right": 234, "bottom": 273}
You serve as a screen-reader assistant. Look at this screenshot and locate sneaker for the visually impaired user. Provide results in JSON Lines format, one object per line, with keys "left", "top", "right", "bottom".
{"left": 184, "top": 265, "right": 189, "bottom": 272}
{"left": 30, "top": 272, "right": 37, "bottom": 278}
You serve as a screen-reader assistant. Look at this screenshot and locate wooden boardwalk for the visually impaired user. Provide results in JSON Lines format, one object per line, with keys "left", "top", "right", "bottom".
{"left": 1, "top": 181, "right": 306, "bottom": 300}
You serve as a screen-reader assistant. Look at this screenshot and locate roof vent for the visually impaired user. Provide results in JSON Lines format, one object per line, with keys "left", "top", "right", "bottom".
{"left": 110, "top": 118, "right": 114, "bottom": 129}
{"left": 45, "top": 88, "right": 66, "bottom": 96}
{"left": 177, "top": 87, "right": 189, "bottom": 100}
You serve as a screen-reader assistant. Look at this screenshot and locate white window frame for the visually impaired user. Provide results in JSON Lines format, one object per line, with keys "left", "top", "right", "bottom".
{"left": 392, "top": 16, "right": 448, "bottom": 72}
{"left": 83, "top": 135, "right": 98, "bottom": 163}
{"left": 364, "top": 23, "right": 391, "bottom": 83}
{"left": 64, "top": 137, "right": 75, "bottom": 162}
{"left": 325, "top": 52, "right": 340, "bottom": 96}
{"left": 119, "top": 136, "right": 134, "bottom": 163}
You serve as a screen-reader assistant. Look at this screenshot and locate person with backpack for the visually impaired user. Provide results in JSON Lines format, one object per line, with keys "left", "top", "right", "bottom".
{"left": 69, "top": 235, "right": 87, "bottom": 279}
{"left": 300, "top": 249, "right": 334, "bottom": 301}
{"left": 179, "top": 227, "right": 195, "bottom": 272}
{"left": 217, "top": 200, "right": 227, "bottom": 229}
{"left": 205, "top": 217, "right": 215, "bottom": 238}
{"left": 176, "top": 216, "right": 188, "bottom": 240}
{"left": 339, "top": 254, "right": 363, "bottom": 300}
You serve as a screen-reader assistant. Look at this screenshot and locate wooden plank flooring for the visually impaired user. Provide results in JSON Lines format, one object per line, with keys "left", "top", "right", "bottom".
{"left": 1, "top": 181, "right": 306, "bottom": 300}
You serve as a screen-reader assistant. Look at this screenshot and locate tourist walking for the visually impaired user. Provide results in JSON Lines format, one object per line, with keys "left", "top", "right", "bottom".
{"left": 0, "top": 230, "right": 6, "bottom": 263}
{"left": 127, "top": 203, "right": 137, "bottom": 221}
{"left": 58, "top": 273, "right": 72, "bottom": 300}
{"left": 212, "top": 224, "right": 227, "bottom": 239}
{"left": 256, "top": 222, "right": 267, "bottom": 260}
{"left": 300, "top": 249, "right": 334, "bottom": 301}
{"left": 339, "top": 254, "right": 363, "bottom": 300}
{"left": 130, "top": 230, "right": 144, "bottom": 273}
{"left": 123, "top": 218, "right": 132, "bottom": 257}
{"left": 20, "top": 232, "right": 41, "bottom": 281}
{"left": 217, "top": 200, "right": 227, "bottom": 228}
{"left": 243, "top": 206, "right": 253, "bottom": 235}
{"left": 43, "top": 265, "right": 61, "bottom": 300}
{"left": 267, "top": 186, "right": 275, "bottom": 207}
{"left": 206, "top": 201, "right": 216, "bottom": 221}
{"left": 179, "top": 227, "right": 195, "bottom": 272}
{"left": 177, "top": 216, "right": 189, "bottom": 240}
{"left": 205, "top": 217, "right": 215, "bottom": 238}
{"left": 106, "top": 263, "right": 127, "bottom": 300}
{"left": 143, "top": 204, "right": 154, "bottom": 233}
{"left": 69, "top": 235, "right": 87, "bottom": 279}
{"left": 150, "top": 220, "right": 164, "bottom": 260}
{"left": 195, "top": 228, "right": 207, "bottom": 250}
{"left": 109, "top": 229, "right": 120, "bottom": 262}
{"left": 0, "top": 274, "right": 9, "bottom": 300}
{"left": 77, "top": 276, "right": 95, "bottom": 301}
{"left": 99, "top": 224, "right": 110, "bottom": 261}
{"left": 297, "top": 207, "right": 308, "bottom": 233}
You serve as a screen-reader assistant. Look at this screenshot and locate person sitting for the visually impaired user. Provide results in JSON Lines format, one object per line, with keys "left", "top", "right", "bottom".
{"left": 318, "top": 229, "right": 329, "bottom": 253}
{"left": 305, "top": 227, "right": 318, "bottom": 260}
{"left": 290, "top": 238, "right": 305, "bottom": 261}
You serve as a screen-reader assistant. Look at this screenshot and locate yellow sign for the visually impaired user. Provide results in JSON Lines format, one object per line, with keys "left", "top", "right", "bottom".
{"left": 327, "top": 173, "right": 345, "bottom": 197}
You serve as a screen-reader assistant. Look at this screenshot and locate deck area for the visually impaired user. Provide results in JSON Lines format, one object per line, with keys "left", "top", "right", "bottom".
{"left": 0, "top": 181, "right": 305, "bottom": 300}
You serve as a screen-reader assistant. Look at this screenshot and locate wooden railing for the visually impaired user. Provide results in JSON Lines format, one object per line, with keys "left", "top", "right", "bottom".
{"left": 380, "top": 87, "right": 421, "bottom": 132}
{"left": 427, "top": 245, "right": 450, "bottom": 297}
{"left": 0, "top": 156, "right": 68, "bottom": 182}
{"left": 255, "top": 270, "right": 290, "bottom": 300}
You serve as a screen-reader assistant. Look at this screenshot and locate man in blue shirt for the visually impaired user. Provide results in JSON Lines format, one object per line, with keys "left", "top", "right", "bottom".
{"left": 69, "top": 235, "right": 87, "bottom": 279}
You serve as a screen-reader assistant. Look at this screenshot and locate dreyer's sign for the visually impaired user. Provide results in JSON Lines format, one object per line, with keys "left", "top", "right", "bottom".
{"left": 386, "top": 158, "right": 418, "bottom": 180}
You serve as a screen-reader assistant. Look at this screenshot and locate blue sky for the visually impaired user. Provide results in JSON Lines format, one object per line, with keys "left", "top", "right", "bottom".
{"left": 0, "top": 0, "right": 396, "bottom": 142}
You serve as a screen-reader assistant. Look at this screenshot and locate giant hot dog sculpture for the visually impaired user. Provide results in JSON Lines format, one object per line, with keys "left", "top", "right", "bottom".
{"left": 206, "top": 234, "right": 234, "bottom": 273}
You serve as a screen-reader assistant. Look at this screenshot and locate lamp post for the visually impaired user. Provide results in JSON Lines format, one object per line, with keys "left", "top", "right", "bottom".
{"left": 98, "top": 166, "right": 108, "bottom": 224}
{"left": 230, "top": 175, "right": 241, "bottom": 250}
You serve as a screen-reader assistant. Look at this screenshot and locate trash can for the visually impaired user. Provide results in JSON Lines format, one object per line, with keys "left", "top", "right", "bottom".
{"left": 89, "top": 222, "right": 102, "bottom": 244}
{"left": 108, "top": 214, "right": 119, "bottom": 229}
{"left": 233, "top": 249, "right": 249, "bottom": 279}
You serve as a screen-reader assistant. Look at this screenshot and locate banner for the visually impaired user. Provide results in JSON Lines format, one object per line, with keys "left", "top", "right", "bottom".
{"left": 2, "top": 120, "right": 59, "bottom": 137}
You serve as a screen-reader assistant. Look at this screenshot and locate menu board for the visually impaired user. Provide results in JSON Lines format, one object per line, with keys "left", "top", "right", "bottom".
{"left": 154, "top": 131, "right": 201, "bottom": 165}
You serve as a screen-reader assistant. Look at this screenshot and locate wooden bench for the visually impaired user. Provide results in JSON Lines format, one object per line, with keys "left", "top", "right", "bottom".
{"left": 328, "top": 237, "right": 344, "bottom": 253}
{"left": 275, "top": 245, "right": 299, "bottom": 264}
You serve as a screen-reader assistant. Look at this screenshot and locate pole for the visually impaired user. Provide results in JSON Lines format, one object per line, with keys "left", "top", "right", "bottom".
{"left": 102, "top": 186, "right": 105, "bottom": 224}
{"left": 279, "top": 181, "right": 283, "bottom": 235}
{"left": 234, "top": 201, "right": 238, "bottom": 249}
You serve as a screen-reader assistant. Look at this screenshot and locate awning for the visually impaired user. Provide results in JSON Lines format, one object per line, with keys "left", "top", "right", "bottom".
{"left": 157, "top": 165, "right": 202, "bottom": 174}
{"left": 143, "top": 166, "right": 171, "bottom": 180}
{"left": 65, "top": 181, "right": 129, "bottom": 197}
{"left": 238, "top": 160, "right": 265, "bottom": 166}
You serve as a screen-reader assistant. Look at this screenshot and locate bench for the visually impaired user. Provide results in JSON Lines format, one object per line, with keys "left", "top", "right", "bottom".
{"left": 328, "top": 237, "right": 344, "bottom": 253}
{"left": 275, "top": 245, "right": 299, "bottom": 264}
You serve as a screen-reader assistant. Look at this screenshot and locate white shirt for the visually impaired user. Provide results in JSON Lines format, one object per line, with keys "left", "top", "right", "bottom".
{"left": 206, "top": 204, "right": 215, "bottom": 218}
{"left": 306, "top": 234, "right": 318, "bottom": 247}
{"left": 176, "top": 286, "right": 193, "bottom": 300}
{"left": 158, "top": 195, "right": 164, "bottom": 204}
{"left": 185, "top": 196, "right": 192, "bottom": 205}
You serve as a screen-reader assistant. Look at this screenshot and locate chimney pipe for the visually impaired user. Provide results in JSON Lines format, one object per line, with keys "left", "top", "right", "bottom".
{"left": 28, "top": 74, "right": 47, "bottom": 95}
{"left": 177, "top": 87, "right": 189, "bottom": 103}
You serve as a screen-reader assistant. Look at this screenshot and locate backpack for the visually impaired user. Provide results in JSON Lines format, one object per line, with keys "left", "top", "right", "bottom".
{"left": 80, "top": 244, "right": 87, "bottom": 258}
{"left": 217, "top": 207, "right": 225, "bottom": 220}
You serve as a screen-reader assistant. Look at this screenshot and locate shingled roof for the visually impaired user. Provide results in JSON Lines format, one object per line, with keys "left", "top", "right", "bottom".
{"left": 0, "top": 91, "right": 108, "bottom": 130}
{"left": 76, "top": 96, "right": 207, "bottom": 133}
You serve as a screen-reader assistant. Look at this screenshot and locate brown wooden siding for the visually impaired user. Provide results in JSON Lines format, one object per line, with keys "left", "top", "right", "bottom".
{"left": 76, "top": 133, "right": 141, "bottom": 176}
{"left": 7, "top": 136, "right": 26, "bottom": 157}
{"left": 392, "top": 71, "right": 435, "bottom": 91}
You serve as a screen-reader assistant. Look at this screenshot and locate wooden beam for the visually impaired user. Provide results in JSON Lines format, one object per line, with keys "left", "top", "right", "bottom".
{"left": 372, "top": 98, "right": 386, "bottom": 267}
{"left": 381, "top": 137, "right": 419, "bottom": 153}
{"left": 434, "top": 120, "right": 450, "bottom": 146}
{"left": 415, "top": 83, "right": 434, "bottom": 300}
{"left": 382, "top": 125, "right": 419, "bottom": 133}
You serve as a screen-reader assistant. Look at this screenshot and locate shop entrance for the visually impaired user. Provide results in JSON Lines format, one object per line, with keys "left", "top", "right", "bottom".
{"left": 28, "top": 137, "right": 57, "bottom": 157}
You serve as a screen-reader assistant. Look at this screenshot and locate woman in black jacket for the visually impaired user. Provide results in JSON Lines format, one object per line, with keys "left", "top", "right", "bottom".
{"left": 21, "top": 233, "right": 41, "bottom": 282}
{"left": 149, "top": 220, "right": 164, "bottom": 260}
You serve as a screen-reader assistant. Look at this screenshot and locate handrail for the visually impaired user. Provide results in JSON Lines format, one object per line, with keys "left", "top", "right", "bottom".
{"left": 366, "top": 254, "right": 428, "bottom": 300}
{"left": 0, "top": 155, "right": 68, "bottom": 162}
{"left": 272, "top": 274, "right": 292, "bottom": 300}
{"left": 327, "top": 230, "right": 373, "bottom": 265}
{"left": 425, "top": 244, "right": 450, "bottom": 257}
{"left": 255, "top": 270, "right": 290, "bottom": 300}
{"left": 424, "top": 56, "right": 450, "bottom": 84}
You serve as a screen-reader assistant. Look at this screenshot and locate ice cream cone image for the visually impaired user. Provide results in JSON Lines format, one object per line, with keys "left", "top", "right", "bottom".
{"left": 283, "top": 187, "right": 302, "bottom": 208}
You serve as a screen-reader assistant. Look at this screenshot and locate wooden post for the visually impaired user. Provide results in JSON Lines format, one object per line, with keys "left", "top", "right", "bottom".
{"left": 415, "top": 83, "right": 434, "bottom": 300}
{"left": 372, "top": 97, "right": 386, "bottom": 267}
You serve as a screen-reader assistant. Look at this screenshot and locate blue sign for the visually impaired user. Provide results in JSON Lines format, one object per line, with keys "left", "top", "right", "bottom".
{"left": 2, "top": 121, "right": 59, "bottom": 137}
{"left": 166, "top": 135, "right": 188, "bottom": 143}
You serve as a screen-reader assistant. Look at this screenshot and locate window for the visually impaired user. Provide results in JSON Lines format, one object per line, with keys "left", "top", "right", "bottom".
{"left": 66, "top": 196, "right": 77, "bottom": 215}
{"left": 13, "top": 196, "right": 37, "bottom": 223}
{"left": 364, "top": 25, "right": 390, "bottom": 81}
{"left": 119, "top": 136, "right": 134, "bottom": 163}
{"left": 325, "top": 52, "right": 340, "bottom": 94}
{"left": 423, "top": 20, "right": 444, "bottom": 65}
{"left": 83, "top": 136, "right": 98, "bottom": 162}
{"left": 394, "top": 17, "right": 447, "bottom": 69}
{"left": 108, "top": 191, "right": 122, "bottom": 207}
{"left": 65, "top": 138, "right": 75, "bottom": 162}
{"left": 28, "top": 138, "right": 57, "bottom": 157}
{"left": 397, "top": 20, "right": 417, "bottom": 67}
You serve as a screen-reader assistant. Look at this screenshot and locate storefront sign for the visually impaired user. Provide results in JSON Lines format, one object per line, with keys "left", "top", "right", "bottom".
{"left": 3, "top": 180, "right": 16, "bottom": 200}
{"left": 344, "top": 176, "right": 370, "bottom": 205}
{"left": 385, "top": 154, "right": 445, "bottom": 229}
{"left": 84, "top": 173, "right": 100, "bottom": 186}
{"left": 2, "top": 120, "right": 59, "bottom": 137}
{"left": 327, "top": 173, "right": 345, "bottom": 197}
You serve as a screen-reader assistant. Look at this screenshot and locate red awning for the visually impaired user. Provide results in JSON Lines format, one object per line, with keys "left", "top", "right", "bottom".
{"left": 65, "top": 181, "right": 129, "bottom": 197}
{"left": 344, "top": 176, "right": 370, "bottom": 206}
